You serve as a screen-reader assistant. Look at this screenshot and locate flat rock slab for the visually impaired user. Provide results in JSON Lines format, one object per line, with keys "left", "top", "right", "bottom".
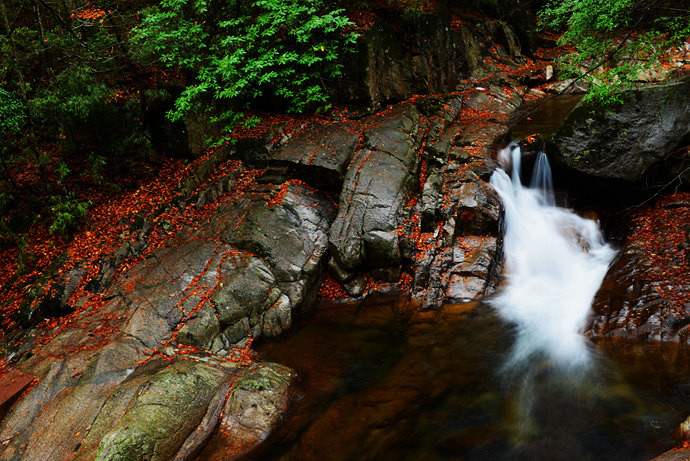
{"left": 271, "top": 121, "right": 361, "bottom": 188}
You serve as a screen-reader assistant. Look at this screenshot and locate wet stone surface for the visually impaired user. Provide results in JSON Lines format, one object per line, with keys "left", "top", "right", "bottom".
{"left": 589, "top": 193, "right": 690, "bottom": 343}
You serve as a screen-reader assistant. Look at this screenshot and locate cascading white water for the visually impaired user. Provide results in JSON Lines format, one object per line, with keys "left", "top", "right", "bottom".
{"left": 490, "top": 143, "right": 616, "bottom": 369}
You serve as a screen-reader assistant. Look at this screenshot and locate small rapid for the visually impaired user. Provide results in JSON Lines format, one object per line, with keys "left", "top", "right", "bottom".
{"left": 490, "top": 143, "right": 616, "bottom": 369}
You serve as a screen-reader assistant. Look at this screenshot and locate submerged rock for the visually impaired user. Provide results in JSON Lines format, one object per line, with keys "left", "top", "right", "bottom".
{"left": 549, "top": 76, "right": 690, "bottom": 182}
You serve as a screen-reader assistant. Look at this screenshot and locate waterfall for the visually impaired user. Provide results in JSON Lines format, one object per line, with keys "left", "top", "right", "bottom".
{"left": 490, "top": 143, "right": 615, "bottom": 369}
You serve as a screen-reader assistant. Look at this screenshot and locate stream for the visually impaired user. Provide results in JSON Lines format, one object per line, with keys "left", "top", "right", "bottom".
{"left": 252, "top": 297, "right": 690, "bottom": 460}
{"left": 246, "top": 96, "right": 690, "bottom": 461}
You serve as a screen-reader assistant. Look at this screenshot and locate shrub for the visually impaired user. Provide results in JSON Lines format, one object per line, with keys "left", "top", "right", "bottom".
{"left": 131, "top": 0, "right": 359, "bottom": 144}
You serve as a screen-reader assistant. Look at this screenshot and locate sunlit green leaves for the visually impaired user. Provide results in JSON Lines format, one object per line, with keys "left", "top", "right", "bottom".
{"left": 540, "top": 0, "right": 690, "bottom": 103}
{"left": 131, "top": 0, "right": 359, "bottom": 142}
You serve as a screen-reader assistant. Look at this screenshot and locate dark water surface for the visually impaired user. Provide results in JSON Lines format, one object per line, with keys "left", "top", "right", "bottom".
{"left": 230, "top": 95, "right": 687, "bottom": 461}
{"left": 511, "top": 95, "right": 583, "bottom": 140}
{"left": 248, "top": 297, "right": 690, "bottom": 461}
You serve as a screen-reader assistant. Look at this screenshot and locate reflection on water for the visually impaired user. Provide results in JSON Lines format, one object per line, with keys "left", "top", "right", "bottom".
{"left": 511, "top": 95, "right": 583, "bottom": 140}
{"left": 247, "top": 297, "right": 689, "bottom": 461}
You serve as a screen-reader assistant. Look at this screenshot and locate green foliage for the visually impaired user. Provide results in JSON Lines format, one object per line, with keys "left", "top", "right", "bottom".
{"left": 131, "top": 0, "right": 358, "bottom": 141}
{"left": 0, "top": 88, "right": 25, "bottom": 136}
{"left": 49, "top": 193, "right": 90, "bottom": 235}
{"left": 539, "top": 0, "right": 690, "bottom": 103}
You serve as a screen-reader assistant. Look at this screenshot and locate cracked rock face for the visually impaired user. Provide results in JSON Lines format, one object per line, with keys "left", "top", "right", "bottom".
{"left": 329, "top": 104, "right": 422, "bottom": 278}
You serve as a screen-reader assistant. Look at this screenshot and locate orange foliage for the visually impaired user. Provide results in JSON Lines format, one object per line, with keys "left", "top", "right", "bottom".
{"left": 318, "top": 274, "right": 350, "bottom": 300}
{"left": 0, "top": 146, "right": 262, "bottom": 341}
{"left": 629, "top": 192, "right": 690, "bottom": 319}
{"left": 71, "top": 8, "right": 107, "bottom": 20}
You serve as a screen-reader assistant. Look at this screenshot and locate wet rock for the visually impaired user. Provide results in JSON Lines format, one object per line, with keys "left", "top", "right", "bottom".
{"left": 329, "top": 104, "right": 422, "bottom": 278}
{"left": 446, "top": 237, "right": 499, "bottom": 301}
{"left": 411, "top": 168, "right": 503, "bottom": 308}
{"left": 589, "top": 193, "right": 690, "bottom": 342}
{"left": 271, "top": 120, "right": 361, "bottom": 188}
{"left": 177, "top": 180, "right": 336, "bottom": 349}
{"left": 549, "top": 76, "right": 690, "bottom": 182}
{"left": 81, "top": 357, "right": 235, "bottom": 461}
{"left": 114, "top": 239, "right": 235, "bottom": 349}
{"left": 216, "top": 363, "right": 295, "bottom": 458}
{"left": 222, "top": 181, "right": 336, "bottom": 311}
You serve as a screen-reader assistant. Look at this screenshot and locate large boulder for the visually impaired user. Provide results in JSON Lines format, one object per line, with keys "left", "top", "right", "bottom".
{"left": 549, "top": 76, "right": 690, "bottom": 182}
{"left": 329, "top": 104, "right": 422, "bottom": 278}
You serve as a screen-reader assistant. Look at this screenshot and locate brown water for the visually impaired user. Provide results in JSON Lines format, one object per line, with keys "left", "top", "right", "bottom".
{"left": 227, "top": 95, "right": 687, "bottom": 460}
{"left": 245, "top": 297, "right": 690, "bottom": 461}
{"left": 511, "top": 95, "right": 583, "bottom": 140}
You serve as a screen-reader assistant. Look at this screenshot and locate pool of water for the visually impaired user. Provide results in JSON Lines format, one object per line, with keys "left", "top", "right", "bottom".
{"left": 511, "top": 95, "right": 583, "bottom": 140}
{"left": 246, "top": 297, "right": 690, "bottom": 461}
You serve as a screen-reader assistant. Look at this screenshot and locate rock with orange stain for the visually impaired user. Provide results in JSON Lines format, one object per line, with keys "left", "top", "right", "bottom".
{"left": 589, "top": 193, "right": 690, "bottom": 343}
{"left": 271, "top": 120, "right": 361, "bottom": 188}
{"left": 329, "top": 104, "right": 422, "bottom": 285}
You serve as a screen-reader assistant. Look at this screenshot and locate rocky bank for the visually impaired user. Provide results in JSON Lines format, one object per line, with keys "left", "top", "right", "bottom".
{"left": 0, "top": 7, "right": 536, "bottom": 460}
{"left": 1, "top": 4, "right": 689, "bottom": 460}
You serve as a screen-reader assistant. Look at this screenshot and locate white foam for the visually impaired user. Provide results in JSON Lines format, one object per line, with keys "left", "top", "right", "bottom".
{"left": 489, "top": 144, "right": 616, "bottom": 369}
